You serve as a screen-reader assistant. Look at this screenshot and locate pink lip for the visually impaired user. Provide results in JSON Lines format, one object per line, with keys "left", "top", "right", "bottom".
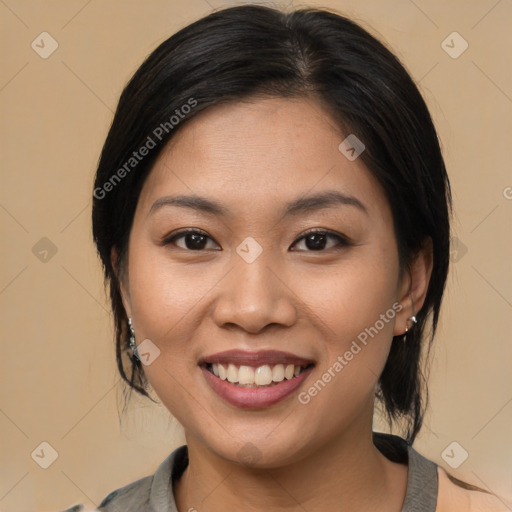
{"left": 200, "top": 365, "right": 314, "bottom": 409}
{"left": 198, "top": 349, "right": 314, "bottom": 367}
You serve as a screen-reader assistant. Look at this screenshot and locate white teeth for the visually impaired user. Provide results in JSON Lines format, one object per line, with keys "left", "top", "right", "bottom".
{"left": 227, "top": 363, "right": 239, "bottom": 383}
{"left": 272, "top": 364, "right": 285, "bottom": 382}
{"left": 210, "top": 362, "right": 309, "bottom": 386}
{"left": 238, "top": 365, "right": 254, "bottom": 385}
{"left": 254, "top": 365, "right": 273, "bottom": 386}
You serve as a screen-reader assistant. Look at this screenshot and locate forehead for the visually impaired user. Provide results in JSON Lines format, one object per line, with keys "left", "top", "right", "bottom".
{"left": 136, "top": 97, "right": 390, "bottom": 220}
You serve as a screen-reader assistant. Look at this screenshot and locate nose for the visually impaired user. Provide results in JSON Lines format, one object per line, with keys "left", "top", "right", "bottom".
{"left": 212, "top": 251, "right": 297, "bottom": 334}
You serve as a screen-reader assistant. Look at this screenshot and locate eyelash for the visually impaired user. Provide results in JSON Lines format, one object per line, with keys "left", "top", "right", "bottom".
{"left": 162, "top": 228, "right": 352, "bottom": 252}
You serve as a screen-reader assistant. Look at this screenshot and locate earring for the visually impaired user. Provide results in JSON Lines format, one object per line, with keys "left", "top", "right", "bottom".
{"left": 403, "top": 315, "right": 417, "bottom": 343}
{"left": 128, "top": 317, "right": 139, "bottom": 359}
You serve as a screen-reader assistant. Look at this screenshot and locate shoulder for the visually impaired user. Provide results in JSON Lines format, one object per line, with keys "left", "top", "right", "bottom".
{"left": 57, "top": 474, "right": 153, "bottom": 512}
{"left": 436, "top": 466, "right": 510, "bottom": 512}
{"left": 57, "top": 444, "right": 188, "bottom": 512}
{"left": 375, "top": 433, "right": 509, "bottom": 512}
{"left": 97, "top": 473, "right": 154, "bottom": 511}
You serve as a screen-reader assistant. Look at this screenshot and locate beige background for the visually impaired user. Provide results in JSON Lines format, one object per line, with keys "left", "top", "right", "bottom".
{"left": 0, "top": 0, "right": 511, "bottom": 510}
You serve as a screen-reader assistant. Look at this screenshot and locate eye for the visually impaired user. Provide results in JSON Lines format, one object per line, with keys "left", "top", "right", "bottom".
{"left": 163, "top": 229, "right": 220, "bottom": 251}
{"left": 162, "top": 228, "right": 351, "bottom": 252}
{"left": 290, "top": 229, "right": 351, "bottom": 252}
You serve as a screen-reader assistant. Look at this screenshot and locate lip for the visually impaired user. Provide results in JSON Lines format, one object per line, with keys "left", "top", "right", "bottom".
{"left": 199, "top": 349, "right": 316, "bottom": 408}
{"left": 201, "top": 365, "right": 314, "bottom": 408}
{"left": 198, "top": 349, "right": 315, "bottom": 367}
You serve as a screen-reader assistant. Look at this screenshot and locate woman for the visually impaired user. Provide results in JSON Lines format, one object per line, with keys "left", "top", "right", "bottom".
{"left": 63, "top": 5, "right": 507, "bottom": 511}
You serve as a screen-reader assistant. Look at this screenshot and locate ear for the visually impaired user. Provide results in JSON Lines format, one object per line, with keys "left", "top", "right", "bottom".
{"left": 111, "top": 247, "right": 132, "bottom": 318}
{"left": 393, "top": 237, "right": 433, "bottom": 336}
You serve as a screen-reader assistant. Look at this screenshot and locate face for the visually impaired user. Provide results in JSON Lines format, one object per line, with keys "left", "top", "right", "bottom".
{"left": 118, "top": 97, "right": 418, "bottom": 467}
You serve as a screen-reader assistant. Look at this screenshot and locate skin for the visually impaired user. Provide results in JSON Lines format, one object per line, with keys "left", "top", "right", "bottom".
{"left": 115, "top": 96, "right": 433, "bottom": 512}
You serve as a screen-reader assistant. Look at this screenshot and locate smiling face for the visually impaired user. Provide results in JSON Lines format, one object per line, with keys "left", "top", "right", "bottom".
{"left": 117, "top": 96, "right": 420, "bottom": 467}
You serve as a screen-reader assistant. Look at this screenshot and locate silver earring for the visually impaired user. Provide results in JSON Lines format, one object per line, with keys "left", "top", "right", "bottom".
{"left": 403, "top": 315, "right": 417, "bottom": 343}
{"left": 128, "top": 317, "right": 139, "bottom": 359}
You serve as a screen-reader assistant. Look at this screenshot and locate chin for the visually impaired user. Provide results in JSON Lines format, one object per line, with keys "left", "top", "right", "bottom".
{"left": 199, "top": 430, "right": 314, "bottom": 469}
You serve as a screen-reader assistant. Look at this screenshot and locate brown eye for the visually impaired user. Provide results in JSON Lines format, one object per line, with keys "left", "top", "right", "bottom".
{"left": 163, "top": 229, "right": 220, "bottom": 251}
{"left": 291, "top": 230, "right": 351, "bottom": 252}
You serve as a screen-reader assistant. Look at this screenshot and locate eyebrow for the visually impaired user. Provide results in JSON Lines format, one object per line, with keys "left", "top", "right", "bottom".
{"left": 148, "top": 190, "right": 368, "bottom": 218}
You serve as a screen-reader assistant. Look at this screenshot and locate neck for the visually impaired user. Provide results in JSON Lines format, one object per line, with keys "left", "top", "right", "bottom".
{"left": 174, "top": 426, "right": 408, "bottom": 512}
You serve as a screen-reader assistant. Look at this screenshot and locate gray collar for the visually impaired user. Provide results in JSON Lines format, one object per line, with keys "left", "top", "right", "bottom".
{"left": 402, "top": 441, "right": 438, "bottom": 511}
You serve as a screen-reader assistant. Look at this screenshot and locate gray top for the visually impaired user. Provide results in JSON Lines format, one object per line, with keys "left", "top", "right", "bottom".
{"left": 61, "top": 433, "right": 438, "bottom": 512}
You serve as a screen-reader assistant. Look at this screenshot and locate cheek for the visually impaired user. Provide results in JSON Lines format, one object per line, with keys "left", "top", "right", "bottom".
{"left": 125, "top": 243, "right": 206, "bottom": 390}
{"left": 294, "top": 250, "right": 400, "bottom": 406}
{"left": 295, "top": 252, "right": 400, "bottom": 345}
{"left": 127, "top": 241, "right": 214, "bottom": 339}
